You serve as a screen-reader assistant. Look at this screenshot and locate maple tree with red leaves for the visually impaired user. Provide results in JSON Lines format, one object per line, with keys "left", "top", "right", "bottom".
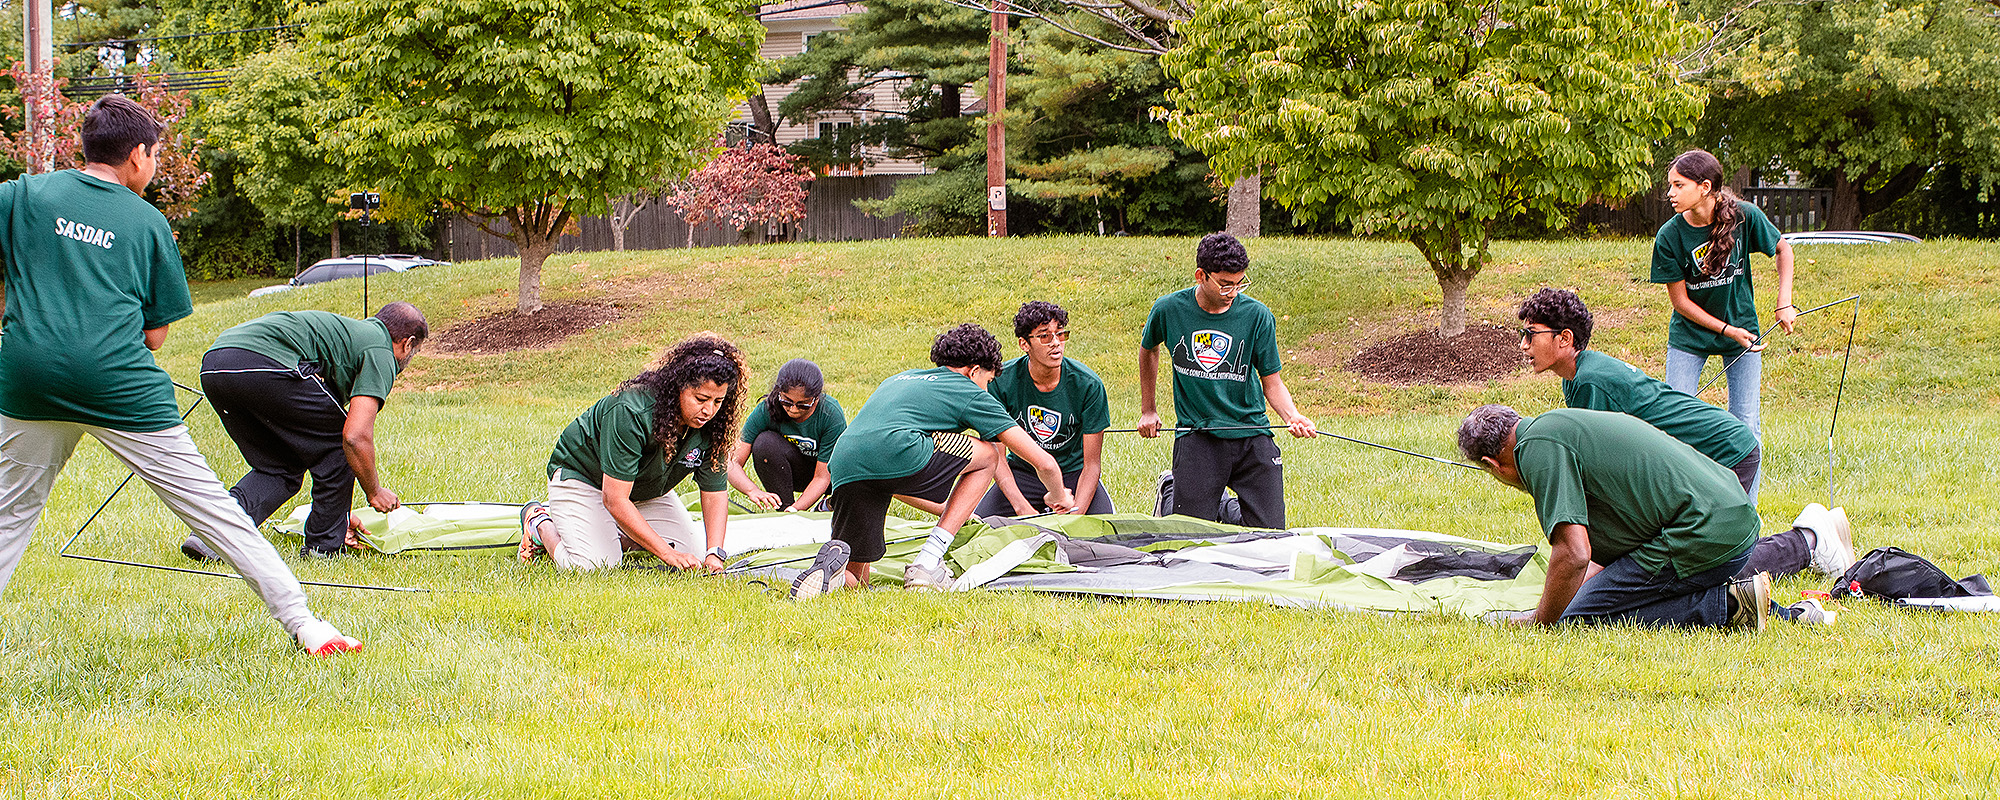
{"left": 2, "top": 63, "right": 211, "bottom": 219}
{"left": 664, "top": 140, "right": 815, "bottom": 247}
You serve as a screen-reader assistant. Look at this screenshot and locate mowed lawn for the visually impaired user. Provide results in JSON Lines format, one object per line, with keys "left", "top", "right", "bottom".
{"left": 4, "top": 235, "right": 1998, "bottom": 798}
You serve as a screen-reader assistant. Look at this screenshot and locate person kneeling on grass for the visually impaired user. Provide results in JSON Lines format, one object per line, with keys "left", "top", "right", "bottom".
{"left": 726, "top": 359, "right": 846, "bottom": 513}
{"left": 974, "top": 301, "right": 1113, "bottom": 517}
{"left": 790, "top": 324, "right": 1075, "bottom": 598}
{"left": 1458, "top": 405, "right": 1843, "bottom": 630}
{"left": 519, "top": 335, "right": 746, "bottom": 572}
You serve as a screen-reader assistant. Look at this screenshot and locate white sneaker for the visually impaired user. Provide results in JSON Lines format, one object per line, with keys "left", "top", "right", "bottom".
{"left": 1794, "top": 503, "right": 1855, "bottom": 576}
{"left": 903, "top": 561, "right": 954, "bottom": 591}
{"left": 294, "top": 619, "right": 363, "bottom": 656}
{"left": 1783, "top": 598, "right": 1837, "bottom": 625}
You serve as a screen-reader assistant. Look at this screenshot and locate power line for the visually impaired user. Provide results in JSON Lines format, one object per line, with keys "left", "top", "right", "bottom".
{"left": 58, "top": 23, "right": 301, "bottom": 50}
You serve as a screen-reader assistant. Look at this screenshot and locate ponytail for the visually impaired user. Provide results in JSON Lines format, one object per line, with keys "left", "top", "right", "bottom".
{"left": 1702, "top": 188, "right": 1741, "bottom": 279}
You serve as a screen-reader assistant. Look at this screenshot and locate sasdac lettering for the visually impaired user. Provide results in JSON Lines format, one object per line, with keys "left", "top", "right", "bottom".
{"left": 53, "top": 217, "right": 116, "bottom": 250}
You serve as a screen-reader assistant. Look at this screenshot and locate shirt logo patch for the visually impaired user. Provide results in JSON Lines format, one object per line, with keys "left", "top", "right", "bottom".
{"left": 785, "top": 435, "right": 819, "bottom": 457}
{"left": 681, "top": 448, "right": 704, "bottom": 468}
{"left": 1027, "top": 406, "right": 1062, "bottom": 442}
{"left": 1191, "top": 330, "right": 1232, "bottom": 372}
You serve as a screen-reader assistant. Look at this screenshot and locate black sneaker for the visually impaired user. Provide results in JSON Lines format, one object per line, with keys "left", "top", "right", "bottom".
{"left": 181, "top": 535, "right": 222, "bottom": 562}
{"left": 299, "top": 545, "right": 346, "bottom": 560}
{"left": 1152, "top": 469, "right": 1174, "bottom": 517}
{"left": 790, "top": 540, "right": 851, "bottom": 599}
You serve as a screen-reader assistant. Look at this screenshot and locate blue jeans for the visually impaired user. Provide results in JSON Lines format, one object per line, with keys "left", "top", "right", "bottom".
{"left": 1559, "top": 548, "right": 1753, "bottom": 628}
{"left": 1665, "top": 347, "right": 1762, "bottom": 499}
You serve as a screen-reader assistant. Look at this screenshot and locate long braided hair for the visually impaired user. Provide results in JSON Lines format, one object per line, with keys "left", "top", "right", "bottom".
{"left": 1670, "top": 149, "right": 1743, "bottom": 279}
{"left": 620, "top": 333, "right": 748, "bottom": 474}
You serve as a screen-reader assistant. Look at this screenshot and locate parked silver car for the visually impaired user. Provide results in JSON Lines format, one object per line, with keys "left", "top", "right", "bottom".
{"left": 248, "top": 254, "right": 450, "bottom": 297}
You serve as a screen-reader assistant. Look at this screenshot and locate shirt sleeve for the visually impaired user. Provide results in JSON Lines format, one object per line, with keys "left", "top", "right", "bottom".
{"left": 815, "top": 412, "right": 846, "bottom": 463}
{"left": 141, "top": 228, "right": 193, "bottom": 330}
{"left": 739, "top": 402, "right": 770, "bottom": 445}
{"left": 963, "top": 386, "right": 1022, "bottom": 441}
{"left": 1562, "top": 379, "right": 1613, "bottom": 412}
{"left": 596, "top": 401, "right": 652, "bottom": 483}
{"left": 1517, "top": 438, "right": 1590, "bottom": 542}
{"left": 1080, "top": 376, "right": 1110, "bottom": 435}
{"left": 1648, "top": 223, "right": 1684, "bottom": 284}
{"left": 1252, "top": 306, "right": 1282, "bottom": 376}
{"left": 1139, "top": 298, "right": 1168, "bottom": 349}
{"left": 348, "top": 347, "right": 398, "bottom": 403}
{"left": 694, "top": 444, "right": 729, "bottom": 492}
{"left": 1740, "top": 201, "right": 1782, "bottom": 256}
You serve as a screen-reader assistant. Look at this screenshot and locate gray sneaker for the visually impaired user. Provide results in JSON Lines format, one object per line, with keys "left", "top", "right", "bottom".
{"left": 1726, "top": 572, "right": 1771, "bottom": 632}
{"left": 1782, "top": 598, "right": 1838, "bottom": 625}
{"left": 903, "top": 561, "right": 954, "bottom": 591}
{"left": 789, "top": 540, "right": 851, "bottom": 600}
{"left": 181, "top": 535, "right": 222, "bottom": 563}
{"left": 1152, "top": 469, "right": 1174, "bottom": 517}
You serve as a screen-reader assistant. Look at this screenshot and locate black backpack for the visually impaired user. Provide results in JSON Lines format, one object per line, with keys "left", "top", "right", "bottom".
{"left": 1830, "top": 547, "right": 1993, "bottom": 600}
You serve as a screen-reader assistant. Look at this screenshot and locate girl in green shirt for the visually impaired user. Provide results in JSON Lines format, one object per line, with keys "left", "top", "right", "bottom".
{"left": 521, "top": 335, "right": 748, "bottom": 572}
{"left": 726, "top": 358, "right": 847, "bottom": 512}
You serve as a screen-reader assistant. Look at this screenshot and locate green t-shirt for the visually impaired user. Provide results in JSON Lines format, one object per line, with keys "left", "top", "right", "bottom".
{"left": 988, "top": 356, "right": 1110, "bottom": 474}
{"left": 0, "top": 171, "right": 193, "bottom": 432}
{"left": 829, "top": 367, "right": 1020, "bottom": 489}
{"left": 546, "top": 388, "right": 728, "bottom": 501}
{"left": 210, "top": 311, "right": 401, "bottom": 404}
{"left": 1512, "top": 409, "right": 1758, "bottom": 578}
{"left": 1139, "top": 287, "right": 1282, "bottom": 438}
{"left": 1562, "top": 350, "right": 1758, "bottom": 469}
{"left": 1649, "top": 200, "right": 1783, "bottom": 356}
{"left": 738, "top": 394, "right": 847, "bottom": 463}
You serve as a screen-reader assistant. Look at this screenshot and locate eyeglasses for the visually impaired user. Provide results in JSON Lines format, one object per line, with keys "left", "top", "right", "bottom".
{"left": 1519, "top": 327, "right": 1559, "bottom": 342}
{"left": 1027, "top": 329, "right": 1071, "bottom": 344}
{"left": 1206, "top": 275, "right": 1252, "bottom": 294}
{"left": 776, "top": 396, "right": 819, "bottom": 411}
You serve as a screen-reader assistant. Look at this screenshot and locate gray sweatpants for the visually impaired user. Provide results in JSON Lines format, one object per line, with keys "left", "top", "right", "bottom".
{"left": 0, "top": 415, "right": 319, "bottom": 637}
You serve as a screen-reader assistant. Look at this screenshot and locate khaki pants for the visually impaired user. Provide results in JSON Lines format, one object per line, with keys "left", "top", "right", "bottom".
{"left": 544, "top": 477, "right": 700, "bottom": 571}
{"left": 0, "top": 415, "right": 319, "bottom": 637}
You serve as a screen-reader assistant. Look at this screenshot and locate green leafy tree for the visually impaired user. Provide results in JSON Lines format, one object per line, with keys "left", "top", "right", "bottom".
{"left": 1694, "top": 0, "right": 2000, "bottom": 230}
{"left": 207, "top": 44, "right": 347, "bottom": 250}
{"left": 300, "top": 0, "right": 763, "bottom": 314}
{"left": 1164, "top": 0, "right": 1704, "bottom": 336}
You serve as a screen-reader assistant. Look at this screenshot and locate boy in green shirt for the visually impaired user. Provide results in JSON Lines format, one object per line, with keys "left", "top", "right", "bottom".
{"left": 0, "top": 96, "right": 358, "bottom": 654}
{"left": 181, "top": 303, "right": 427, "bottom": 561}
{"left": 976, "top": 301, "right": 1113, "bottom": 517}
{"left": 1137, "top": 233, "right": 1316, "bottom": 528}
{"left": 794, "top": 325, "right": 1073, "bottom": 597}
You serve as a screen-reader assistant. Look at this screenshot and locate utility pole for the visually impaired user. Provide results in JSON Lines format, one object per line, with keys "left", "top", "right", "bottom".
{"left": 23, "top": 0, "right": 54, "bottom": 173}
{"left": 985, "top": 4, "right": 1007, "bottom": 237}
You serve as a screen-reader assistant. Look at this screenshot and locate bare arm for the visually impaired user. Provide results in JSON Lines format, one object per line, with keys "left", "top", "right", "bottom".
{"left": 1070, "top": 432, "right": 1104, "bottom": 515}
{"left": 1666, "top": 281, "right": 1759, "bottom": 351}
{"left": 342, "top": 395, "right": 399, "bottom": 512}
{"left": 698, "top": 489, "right": 729, "bottom": 572}
{"left": 788, "top": 461, "right": 834, "bottom": 512}
{"left": 997, "top": 427, "right": 1073, "bottom": 513}
{"left": 598, "top": 476, "right": 699, "bottom": 570}
{"left": 725, "top": 441, "right": 780, "bottom": 510}
{"left": 1532, "top": 523, "right": 1593, "bottom": 625}
{"left": 1772, "top": 239, "right": 1797, "bottom": 334}
{"left": 1259, "top": 372, "right": 1317, "bottom": 438}
{"left": 1137, "top": 346, "right": 1162, "bottom": 437}
{"left": 989, "top": 441, "right": 1037, "bottom": 515}
{"left": 143, "top": 325, "right": 169, "bottom": 351}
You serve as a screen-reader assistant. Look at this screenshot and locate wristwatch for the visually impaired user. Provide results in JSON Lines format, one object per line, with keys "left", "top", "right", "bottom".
{"left": 705, "top": 546, "right": 728, "bottom": 562}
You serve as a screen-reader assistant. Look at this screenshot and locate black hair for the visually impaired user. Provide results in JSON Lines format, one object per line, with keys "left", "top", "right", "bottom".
{"left": 1195, "top": 232, "right": 1249, "bottom": 275}
{"left": 762, "top": 358, "right": 825, "bottom": 420}
{"left": 620, "top": 334, "right": 747, "bottom": 474}
{"left": 930, "top": 323, "right": 1003, "bottom": 373}
{"left": 1516, "top": 289, "right": 1593, "bottom": 350}
{"left": 1457, "top": 405, "right": 1523, "bottom": 463}
{"left": 375, "top": 301, "right": 429, "bottom": 345}
{"left": 1669, "top": 149, "right": 1743, "bottom": 279}
{"left": 1012, "top": 300, "right": 1069, "bottom": 340}
{"left": 80, "top": 95, "right": 163, "bottom": 167}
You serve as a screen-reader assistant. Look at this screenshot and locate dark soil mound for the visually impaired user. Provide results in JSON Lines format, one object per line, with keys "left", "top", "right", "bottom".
{"left": 430, "top": 303, "right": 622, "bottom": 354}
{"left": 1347, "top": 325, "right": 1526, "bottom": 385}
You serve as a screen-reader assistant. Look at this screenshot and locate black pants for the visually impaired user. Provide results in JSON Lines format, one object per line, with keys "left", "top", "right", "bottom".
{"left": 750, "top": 430, "right": 815, "bottom": 507}
{"left": 972, "top": 460, "right": 1115, "bottom": 517}
{"left": 200, "top": 347, "right": 353, "bottom": 554}
{"left": 1735, "top": 527, "right": 1812, "bottom": 580}
{"left": 1172, "top": 432, "right": 1284, "bottom": 529}
{"left": 830, "top": 434, "right": 974, "bottom": 564}
{"left": 1731, "top": 446, "right": 1761, "bottom": 495}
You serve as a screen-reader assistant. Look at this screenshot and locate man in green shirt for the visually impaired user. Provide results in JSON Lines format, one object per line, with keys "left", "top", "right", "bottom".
{"left": 1137, "top": 233, "right": 1316, "bottom": 528}
{"left": 976, "top": 301, "right": 1113, "bottom": 517}
{"left": 0, "top": 96, "right": 359, "bottom": 654}
{"left": 181, "top": 304, "right": 427, "bottom": 561}
{"left": 1515, "top": 288, "right": 1854, "bottom": 578}
{"left": 798, "top": 324, "right": 1073, "bottom": 597}
{"left": 1458, "top": 405, "right": 1838, "bottom": 630}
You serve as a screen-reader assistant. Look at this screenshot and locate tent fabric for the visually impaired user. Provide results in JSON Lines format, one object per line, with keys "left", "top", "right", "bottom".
{"left": 274, "top": 503, "right": 833, "bottom": 556}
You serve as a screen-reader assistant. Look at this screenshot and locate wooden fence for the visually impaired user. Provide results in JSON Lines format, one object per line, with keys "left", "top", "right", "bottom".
{"left": 1574, "top": 186, "right": 1832, "bottom": 236}
{"left": 448, "top": 175, "right": 912, "bottom": 261}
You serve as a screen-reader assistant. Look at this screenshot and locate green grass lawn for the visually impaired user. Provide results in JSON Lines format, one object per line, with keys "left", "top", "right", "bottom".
{"left": 4, "top": 235, "right": 1999, "bottom": 798}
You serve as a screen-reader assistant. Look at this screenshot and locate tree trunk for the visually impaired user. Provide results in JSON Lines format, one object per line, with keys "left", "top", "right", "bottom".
{"left": 1438, "top": 271, "right": 1471, "bottom": 338}
{"left": 747, "top": 91, "right": 777, "bottom": 144}
{"left": 1225, "top": 173, "right": 1260, "bottom": 237}
{"left": 940, "top": 84, "right": 962, "bottom": 118}
{"left": 329, "top": 224, "right": 342, "bottom": 258}
{"left": 515, "top": 234, "right": 555, "bottom": 315}
{"left": 612, "top": 224, "right": 626, "bottom": 252}
{"left": 1826, "top": 171, "right": 1865, "bottom": 231}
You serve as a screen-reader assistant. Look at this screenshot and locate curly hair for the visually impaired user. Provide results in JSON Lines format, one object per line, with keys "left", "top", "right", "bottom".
{"left": 621, "top": 333, "right": 747, "bottom": 475}
{"left": 1195, "top": 232, "right": 1249, "bottom": 274}
{"left": 1012, "top": 300, "right": 1069, "bottom": 340}
{"left": 1457, "top": 404, "right": 1522, "bottom": 463}
{"left": 762, "top": 358, "right": 825, "bottom": 420}
{"left": 930, "top": 323, "right": 1003, "bottom": 372}
{"left": 1670, "top": 149, "right": 1743, "bottom": 279}
{"left": 1516, "top": 288, "right": 1594, "bottom": 350}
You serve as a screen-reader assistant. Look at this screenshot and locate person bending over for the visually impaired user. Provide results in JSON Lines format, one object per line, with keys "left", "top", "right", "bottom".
{"left": 519, "top": 335, "right": 746, "bottom": 572}
{"left": 182, "top": 303, "right": 427, "bottom": 561}
{"left": 791, "top": 324, "right": 1073, "bottom": 598}
{"left": 1458, "top": 405, "right": 1836, "bottom": 629}
{"left": 0, "top": 95, "right": 357, "bottom": 654}
{"left": 727, "top": 359, "right": 846, "bottom": 512}
{"left": 974, "top": 301, "right": 1113, "bottom": 517}
{"left": 1137, "top": 232, "right": 1316, "bottom": 528}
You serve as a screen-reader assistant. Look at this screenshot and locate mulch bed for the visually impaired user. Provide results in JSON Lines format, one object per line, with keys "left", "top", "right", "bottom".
{"left": 428, "top": 303, "right": 623, "bottom": 354}
{"left": 1346, "top": 325, "right": 1526, "bottom": 385}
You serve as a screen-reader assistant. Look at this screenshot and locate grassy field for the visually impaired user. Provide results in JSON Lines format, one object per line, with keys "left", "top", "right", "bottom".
{"left": 3, "top": 235, "right": 1998, "bottom": 798}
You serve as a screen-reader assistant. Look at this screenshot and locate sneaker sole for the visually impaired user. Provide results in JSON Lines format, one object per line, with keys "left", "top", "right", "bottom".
{"left": 308, "top": 638, "right": 363, "bottom": 656}
{"left": 181, "top": 537, "right": 221, "bottom": 563}
{"left": 790, "top": 541, "right": 851, "bottom": 600}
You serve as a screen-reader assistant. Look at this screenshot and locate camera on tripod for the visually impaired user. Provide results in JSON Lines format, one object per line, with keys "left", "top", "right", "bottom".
{"left": 348, "top": 192, "right": 381, "bottom": 210}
